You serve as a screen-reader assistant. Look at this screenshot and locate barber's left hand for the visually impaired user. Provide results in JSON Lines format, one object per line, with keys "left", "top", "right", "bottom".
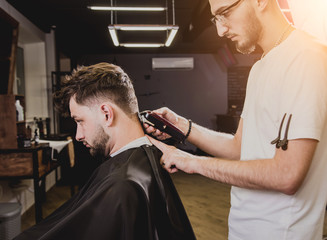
{"left": 147, "top": 136, "right": 197, "bottom": 174}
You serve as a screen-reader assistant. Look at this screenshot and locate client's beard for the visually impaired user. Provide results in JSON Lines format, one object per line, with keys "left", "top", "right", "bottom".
{"left": 89, "top": 125, "right": 110, "bottom": 162}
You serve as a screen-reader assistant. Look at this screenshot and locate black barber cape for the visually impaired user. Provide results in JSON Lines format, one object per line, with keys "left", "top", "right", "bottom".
{"left": 15, "top": 145, "right": 196, "bottom": 240}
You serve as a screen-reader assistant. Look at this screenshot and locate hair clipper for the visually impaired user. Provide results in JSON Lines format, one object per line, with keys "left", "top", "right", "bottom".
{"left": 139, "top": 110, "right": 185, "bottom": 143}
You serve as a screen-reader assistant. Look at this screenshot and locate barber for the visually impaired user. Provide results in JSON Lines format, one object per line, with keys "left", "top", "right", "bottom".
{"left": 144, "top": 0, "right": 327, "bottom": 239}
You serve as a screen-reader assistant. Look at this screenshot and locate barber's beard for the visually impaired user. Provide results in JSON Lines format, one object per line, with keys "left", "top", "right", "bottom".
{"left": 89, "top": 125, "right": 110, "bottom": 161}
{"left": 235, "top": 10, "right": 262, "bottom": 54}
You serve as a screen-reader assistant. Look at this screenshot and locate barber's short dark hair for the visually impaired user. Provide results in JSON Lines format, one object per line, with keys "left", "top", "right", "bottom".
{"left": 53, "top": 62, "right": 138, "bottom": 117}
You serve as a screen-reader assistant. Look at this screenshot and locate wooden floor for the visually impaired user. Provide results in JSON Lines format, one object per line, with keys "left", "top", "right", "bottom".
{"left": 22, "top": 172, "right": 327, "bottom": 239}
{"left": 172, "top": 173, "right": 230, "bottom": 239}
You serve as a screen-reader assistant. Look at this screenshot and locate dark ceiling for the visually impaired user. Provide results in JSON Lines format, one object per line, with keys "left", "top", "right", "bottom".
{"left": 6, "top": 0, "right": 227, "bottom": 57}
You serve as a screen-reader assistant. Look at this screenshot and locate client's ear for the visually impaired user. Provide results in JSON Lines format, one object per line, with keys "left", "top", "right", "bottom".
{"left": 100, "top": 103, "right": 114, "bottom": 127}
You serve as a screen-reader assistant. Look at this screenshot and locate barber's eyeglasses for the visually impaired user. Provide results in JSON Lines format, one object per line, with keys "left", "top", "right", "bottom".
{"left": 211, "top": 0, "right": 244, "bottom": 25}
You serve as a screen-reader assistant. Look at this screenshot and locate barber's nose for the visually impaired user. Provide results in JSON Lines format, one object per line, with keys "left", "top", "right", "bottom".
{"left": 75, "top": 126, "right": 84, "bottom": 142}
{"left": 216, "top": 23, "right": 229, "bottom": 37}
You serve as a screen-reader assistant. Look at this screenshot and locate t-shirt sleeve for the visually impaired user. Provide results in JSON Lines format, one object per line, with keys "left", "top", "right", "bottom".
{"left": 280, "top": 48, "right": 327, "bottom": 141}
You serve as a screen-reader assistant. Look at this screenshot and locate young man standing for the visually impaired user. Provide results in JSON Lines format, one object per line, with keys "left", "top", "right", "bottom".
{"left": 145, "top": 0, "right": 327, "bottom": 239}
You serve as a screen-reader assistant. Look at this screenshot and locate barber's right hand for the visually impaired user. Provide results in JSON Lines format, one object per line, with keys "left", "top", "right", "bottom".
{"left": 147, "top": 135, "right": 198, "bottom": 174}
{"left": 143, "top": 107, "right": 179, "bottom": 141}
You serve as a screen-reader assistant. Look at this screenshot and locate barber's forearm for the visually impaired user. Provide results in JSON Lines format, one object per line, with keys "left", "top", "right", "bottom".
{"left": 177, "top": 117, "right": 241, "bottom": 159}
{"left": 192, "top": 139, "right": 316, "bottom": 195}
{"left": 160, "top": 145, "right": 294, "bottom": 193}
{"left": 192, "top": 156, "right": 290, "bottom": 193}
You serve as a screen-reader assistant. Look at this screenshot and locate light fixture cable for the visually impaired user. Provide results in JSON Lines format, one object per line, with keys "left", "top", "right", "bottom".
{"left": 165, "top": 0, "right": 169, "bottom": 25}
{"left": 172, "top": 0, "right": 175, "bottom": 25}
{"left": 110, "top": 0, "right": 113, "bottom": 24}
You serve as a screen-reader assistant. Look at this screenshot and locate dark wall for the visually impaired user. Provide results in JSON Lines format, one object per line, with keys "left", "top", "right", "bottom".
{"left": 0, "top": 7, "right": 18, "bottom": 94}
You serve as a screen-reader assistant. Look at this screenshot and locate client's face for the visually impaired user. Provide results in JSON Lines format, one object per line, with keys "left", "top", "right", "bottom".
{"left": 69, "top": 97, "right": 110, "bottom": 158}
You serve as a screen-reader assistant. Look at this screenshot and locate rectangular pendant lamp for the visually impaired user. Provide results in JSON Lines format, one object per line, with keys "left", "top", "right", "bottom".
{"left": 121, "top": 44, "right": 164, "bottom": 48}
{"left": 108, "top": 25, "right": 179, "bottom": 48}
{"left": 91, "top": 1, "right": 178, "bottom": 48}
{"left": 88, "top": 6, "right": 166, "bottom": 11}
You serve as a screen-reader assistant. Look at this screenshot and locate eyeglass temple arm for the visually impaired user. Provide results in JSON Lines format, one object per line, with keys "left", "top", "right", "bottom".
{"left": 271, "top": 113, "right": 287, "bottom": 145}
{"left": 279, "top": 114, "right": 292, "bottom": 150}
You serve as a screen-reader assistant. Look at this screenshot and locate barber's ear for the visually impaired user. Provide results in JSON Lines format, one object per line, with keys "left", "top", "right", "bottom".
{"left": 255, "top": 0, "right": 268, "bottom": 11}
{"left": 100, "top": 103, "right": 114, "bottom": 126}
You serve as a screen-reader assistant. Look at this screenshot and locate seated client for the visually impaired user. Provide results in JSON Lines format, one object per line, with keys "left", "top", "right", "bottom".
{"left": 14, "top": 62, "right": 195, "bottom": 240}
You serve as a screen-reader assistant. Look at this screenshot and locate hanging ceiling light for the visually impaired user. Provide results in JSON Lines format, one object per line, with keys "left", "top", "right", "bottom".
{"left": 90, "top": 0, "right": 178, "bottom": 48}
{"left": 121, "top": 43, "right": 164, "bottom": 48}
{"left": 108, "top": 25, "right": 179, "bottom": 48}
{"left": 88, "top": 6, "right": 166, "bottom": 11}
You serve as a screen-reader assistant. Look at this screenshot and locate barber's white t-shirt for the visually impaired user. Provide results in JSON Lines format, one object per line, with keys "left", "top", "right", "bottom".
{"left": 228, "top": 30, "right": 327, "bottom": 240}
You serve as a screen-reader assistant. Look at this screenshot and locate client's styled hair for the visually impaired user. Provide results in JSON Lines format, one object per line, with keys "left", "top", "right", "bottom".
{"left": 53, "top": 62, "right": 139, "bottom": 117}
